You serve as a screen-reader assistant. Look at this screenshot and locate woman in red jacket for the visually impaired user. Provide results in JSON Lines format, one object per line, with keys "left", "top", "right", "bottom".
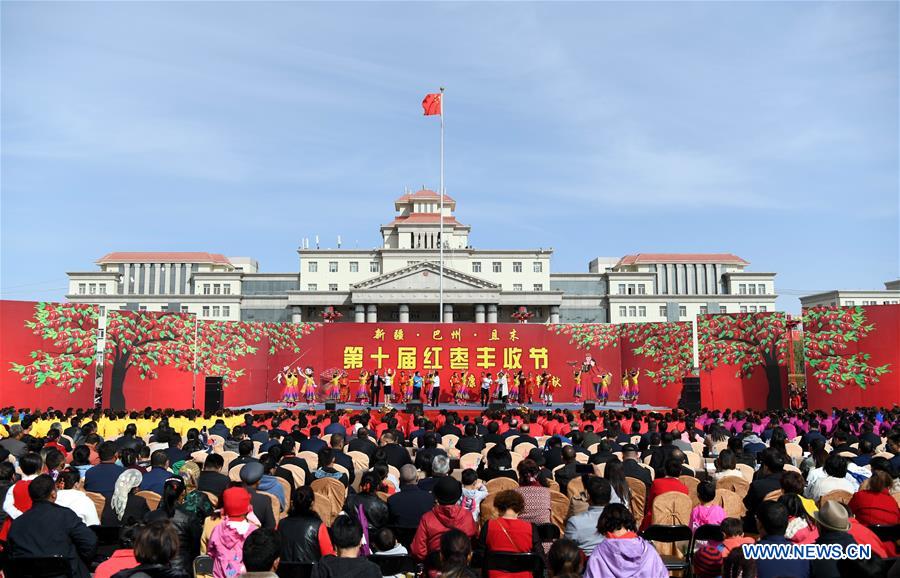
{"left": 410, "top": 477, "right": 477, "bottom": 561}
{"left": 640, "top": 457, "right": 689, "bottom": 532}
{"left": 848, "top": 470, "right": 900, "bottom": 555}
{"left": 479, "top": 490, "right": 544, "bottom": 578}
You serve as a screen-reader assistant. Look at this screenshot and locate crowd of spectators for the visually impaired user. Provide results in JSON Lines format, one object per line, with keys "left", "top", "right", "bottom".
{"left": 0, "top": 404, "right": 898, "bottom": 578}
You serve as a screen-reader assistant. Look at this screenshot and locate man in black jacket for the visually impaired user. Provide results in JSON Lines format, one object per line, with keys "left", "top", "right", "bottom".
{"left": 379, "top": 432, "right": 412, "bottom": 470}
{"left": 240, "top": 462, "right": 276, "bottom": 529}
{"left": 743, "top": 448, "right": 785, "bottom": 532}
{"left": 7, "top": 475, "right": 97, "bottom": 578}
{"left": 329, "top": 433, "right": 356, "bottom": 487}
{"left": 388, "top": 464, "right": 435, "bottom": 528}
{"left": 198, "top": 453, "right": 230, "bottom": 499}
{"left": 620, "top": 444, "right": 652, "bottom": 492}
{"left": 347, "top": 429, "right": 377, "bottom": 459}
{"left": 456, "top": 423, "right": 485, "bottom": 455}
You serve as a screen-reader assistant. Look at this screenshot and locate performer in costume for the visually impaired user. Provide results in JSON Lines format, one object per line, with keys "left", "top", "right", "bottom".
{"left": 302, "top": 367, "right": 317, "bottom": 405}
{"left": 620, "top": 370, "right": 632, "bottom": 405}
{"left": 628, "top": 369, "right": 640, "bottom": 407}
{"left": 356, "top": 370, "right": 370, "bottom": 404}
{"left": 573, "top": 369, "right": 583, "bottom": 402}
{"left": 328, "top": 371, "right": 341, "bottom": 402}
{"left": 382, "top": 369, "right": 394, "bottom": 405}
{"left": 397, "top": 371, "right": 410, "bottom": 403}
{"left": 424, "top": 372, "right": 434, "bottom": 402}
{"left": 598, "top": 372, "right": 611, "bottom": 405}
{"left": 496, "top": 371, "right": 509, "bottom": 404}
{"left": 525, "top": 372, "right": 536, "bottom": 405}
{"left": 339, "top": 371, "right": 350, "bottom": 403}
{"left": 451, "top": 372, "right": 463, "bottom": 404}
{"left": 278, "top": 366, "right": 299, "bottom": 405}
{"left": 509, "top": 370, "right": 522, "bottom": 404}
{"left": 544, "top": 374, "right": 559, "bottom": 406}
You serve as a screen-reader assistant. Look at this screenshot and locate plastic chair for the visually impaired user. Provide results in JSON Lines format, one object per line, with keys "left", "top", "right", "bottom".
{"left": 135, "top": 490, "right": 161, "bottom": 510}
{"left": 640, "top": 524, "right": 693, "bottom": 572}
{"left": 193, "top": 555, "right": 214, "bottom": 577}
{"left": 870, "top": 524, "right": 900, "bottom": 543}
{"left": 3, "top": 556, "right": 73, "bottom": 578}
{"left": 480, "top": 552, "right": 544, "bottom": 578}
{"left": 536, "top": 522, "right": 561, "bottom": 542}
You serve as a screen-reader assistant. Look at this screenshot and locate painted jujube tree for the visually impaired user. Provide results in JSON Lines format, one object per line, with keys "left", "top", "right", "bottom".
{"left": 104, "top": 310, "right": 320, "bottom": 409}
{"left": 620, "top": 322, "right": 694, "bottom": 387}
{"left": 699, "top": 312, "right": 789, "bottom": 410}
{"left": 9, "top": 302, "right": 99, "bottom": 393}
{"left": 802, "top": 306, "right": 891, "bottom": 394}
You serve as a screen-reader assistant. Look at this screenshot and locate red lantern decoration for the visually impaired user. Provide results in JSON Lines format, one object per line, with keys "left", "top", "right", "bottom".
{"left": 511, "top": 306, "right": 534, "bottom": 324}
{"left": 321, "top": 306, "right": 343, "bottom": 323}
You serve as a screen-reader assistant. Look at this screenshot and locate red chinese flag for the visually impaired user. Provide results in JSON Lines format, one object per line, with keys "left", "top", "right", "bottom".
{"left": 422, "top": 93, "right": 442, "bottom": 116}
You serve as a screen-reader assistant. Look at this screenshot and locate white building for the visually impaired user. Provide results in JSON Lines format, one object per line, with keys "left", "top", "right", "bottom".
{"left": 799, "top": 280, "right": 900, "bottom": 308}
{"left": 67, "top": 190, "right": 779, "bottom": 324}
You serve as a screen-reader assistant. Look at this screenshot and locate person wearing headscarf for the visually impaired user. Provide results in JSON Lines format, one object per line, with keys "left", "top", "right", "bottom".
{"left": 178, "top": 461, "right": 215, "bottom": 520}
{"left": 101, "top": 469, "right": 150, "bottom": 527}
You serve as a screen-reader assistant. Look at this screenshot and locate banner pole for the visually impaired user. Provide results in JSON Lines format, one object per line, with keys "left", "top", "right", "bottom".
{"left": 439, "top": 87, "right": 445, "bottom": 323}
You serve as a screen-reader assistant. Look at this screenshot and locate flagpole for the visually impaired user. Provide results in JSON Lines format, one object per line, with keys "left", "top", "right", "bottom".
{"left": 439, "top": 87, "right": 445, "bottom": 323}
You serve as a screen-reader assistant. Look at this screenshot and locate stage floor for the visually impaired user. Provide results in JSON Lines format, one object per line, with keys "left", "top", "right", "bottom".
{"left": 231, "top": 401, "right": 671, "bottom": 413}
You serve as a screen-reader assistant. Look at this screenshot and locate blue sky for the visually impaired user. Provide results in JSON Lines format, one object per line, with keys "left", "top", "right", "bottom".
{"left": 2, "top": 2, "right": 897, "bottom": 313}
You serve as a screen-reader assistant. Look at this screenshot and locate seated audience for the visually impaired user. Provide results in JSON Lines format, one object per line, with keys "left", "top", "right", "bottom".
{"left": 208, "top": 487, "right": 260, "bottom": 578}
{"left": 411, "top": 477, "right": 477, "bottom": 560}
{"left": 241, "top": 528, "right": 282, "bottom": 578}
{"left": 584, "top": 504, "right": 667, "bottom": 578}
{"left": 564, "top": 476, "right": 611, "bottom": 554}
{"left": 55, "top": 468, "right": 100, "bottom": 526}
{"left": 690, "top": 481, "right": 726, "bottom": 531}
{"left": 277, "top": 486, "right": 334, "bottom": 563}
{"left": 311, "top": 514, "right": 381, "bottom": 578}
{"left": 479, "top": 489, "right": 544, "bottom": 577}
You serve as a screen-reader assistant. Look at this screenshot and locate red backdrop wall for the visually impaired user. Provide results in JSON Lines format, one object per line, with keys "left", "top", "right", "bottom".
{"left": 804, "top": 305, "right": 900, "bottom": 410}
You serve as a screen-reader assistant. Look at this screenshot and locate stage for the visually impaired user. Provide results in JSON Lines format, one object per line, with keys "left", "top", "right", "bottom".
{"left": 230, "top": 401, "right": 672, "bottom": 414}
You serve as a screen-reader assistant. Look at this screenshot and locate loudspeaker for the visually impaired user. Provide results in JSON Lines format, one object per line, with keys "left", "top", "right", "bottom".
{"left": 583, "top": 401, "right": 596, "bottom": 412}
{"left": 325, "top": 401, "right": 337, "bottom": 411}
{"left": 489, "top": 402, "right": 507, "bottom": 413}
{"left": 204, "top": 377, "right": 223, "bottom": 412}
{"left": 406, "top": 401, "right": 423, "bottom": 414}
{"left": 678, "top": 376, "right": 701, "bottom": 412}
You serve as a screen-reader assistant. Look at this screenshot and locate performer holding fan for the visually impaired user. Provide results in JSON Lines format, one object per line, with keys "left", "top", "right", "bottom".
{"left": 301, "top": 367, "right": 316, "bottom": 406}
{"left": 278, "top": 366, "right": 299, "bottom": 405}
{"left": 356, "top": 370, "right": 370, "bottom": 405}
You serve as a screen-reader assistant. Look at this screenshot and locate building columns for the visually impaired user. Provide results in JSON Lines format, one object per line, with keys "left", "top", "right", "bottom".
{"left": 487, "top": 304, "right": 498, "bottom": 323}
{"left": 354, "top": 304, "right": 366, "bottom": 323}
{"left": 291, "top": 306, "right": 303, "bottom": 324}
{"left": 366, "top": 304, "right": 378, "bottom": 323}
{"left": 549, "top": 305, "right": 560, "bottom": 324}
{"left": 398, "top": 304, "right": 410, "bottom": 323}
{"left": 443, "top": 304, "right": 454, "bottom": 323}
{"left": 474, "top": 304, "right": 486, "bottom": 324}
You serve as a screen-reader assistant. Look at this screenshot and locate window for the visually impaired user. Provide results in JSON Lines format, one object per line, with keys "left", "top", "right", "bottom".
{"left": 885, "top": 301, "right": 892, "bottom": 305}
{"left": 223, "top": 285, "right": 231, "bottom": 295}
{"left": 533, "top": 284, "right": 543, "bottom": 292}
{"left": 472, "top": 262, "right": 482, "bottom": 273}
{"left": 139, "top": 305, "right": 148, "bottom": 312}
{"left": 638, "top": 306, "right": 646, "bottom": 317}
{"left": 78, "top": 283, "right": 86, "bottom": 295}
{"left": 513, "top": 262, "right": 523, "bottom": 273}
{"left": 212, "top": 306, "right": 220, "bottom": 317}
{"left": 213, "top": 284, "right": 221, "bottom": 295}
{"left": 307, "top": 283, "right": 318, "bottom": 291}
{"left": 627, "top": 284, "right": 636, "bottom": 295}
{"left": 513, "top": 284, "right": 523, "bottom": 291}
{"left": 329, "top": 284, "right": 338, "bottom": 292}
{"left": 89, "top": 284, "right": 97, "bottom": 295}
{"left": 740, "top": 306, "right": 748, "bottom": 313}
{"left": 99, "top": 306, "right": 106, "bottom": 316}
{"left": 638, "top": 285, "right": 646, "bottom": 295}
{"left": 659, "top": 306, "right": 667, "bottom": 317}
{"left": 160, "top": 305, "right": 168, "bottom": 311}
{"left": 845, "top": 300, "right": 855, "bottom": 306}
{"left": 748, "top": 284, "right": 757, "bottom": 295}
{"left": 222, "top": 306, "right": 230, "bottom": 317}
{"left": 181, "top": 306, "right": 189, "bottom": 313}
{"left": 308, "top": 261, "right": 318, "bottom": 273}
{"left": 328, "top": 261, "right": 338, "bottom": 273}
{"left": 738, "top": 284, "right": 747, "bottom": 295}
{"left": 99, "top": 285, "right": 107, "bottom": 295}
{"left": 749, "top": 305, "right": 757, "bottom": 313}
{"left": 370, "top": 262, "right": 379, "bottom": 273}
{"left": 492, "top": 262, "right": 502, "bottom": 273}
{"left": 203, "top": 284, "right": 211, "bottom": 295}
{"left": 679, "top": 306, "right": 687, "bottom": 317}
{"left": 619, "top": 306, "right": 627, "bottom": 317}
{"left": 720, "top": 305, "right": 728, "bottom": 313}
{"left": 699, "top": 305, "right": 708, "bottom": 315}
{"left": 350, "top": 261, "right": 359, "bottom": 272}
{"left": 759, "top": 306, "right": 767, "bottom": 312}
{"left": 758, "top": 284, "right": 766, "bottom": 295}
{"left": 628, "top": 306, "right": 637, "bottom": 317}
{"left": 618, "top": 284, "right": 626, "bottom": 295}
{"left": 533, "top": 262, "right": 542, "bottom": 273}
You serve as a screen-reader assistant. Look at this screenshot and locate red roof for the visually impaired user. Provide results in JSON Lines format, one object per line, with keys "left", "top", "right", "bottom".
{"left": 394, "top": 188, "right": 455, "bottom": 205}
{"left": 97, "top": 252, "right": 232, "bottom": 265}
{"left": 617, "top": 253, "right": 749, "bottom": 266}
{"left": 385, "top": 213, "right": 465, "bottom": 227}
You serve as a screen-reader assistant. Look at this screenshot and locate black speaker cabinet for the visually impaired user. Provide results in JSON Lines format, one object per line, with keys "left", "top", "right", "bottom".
{"left": 583, "top": 401, "right": 596, "bottom": 412}
{"left": 324, "top": 401, "right": 337, "bottom": 411}
{"left": 489, "top": 402, "right": 507, "bottom": 413}
{"left": 204, "top": 377, "right": 224, "bottom": 412}
{"left": 406, "top": 401, "right": 424, "bottom": 414}
{"left": 679, "top": 376, "right": 701, "bottom": 412}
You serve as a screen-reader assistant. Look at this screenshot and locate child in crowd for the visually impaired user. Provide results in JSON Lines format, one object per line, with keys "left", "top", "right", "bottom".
{"left": 207, "top": 487, "right": 259, "bottom": 578}
{"left": 720, "top": 517, "right": 754, "bottom": 557}
{"left": 689, "top": 481, "right": 726, "bottom": 531}
{"left": 459, "top": 469, "right": 488, "bottom": 522}
{"left": 371, "top": 527, "right": 408, "bottom": 556}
